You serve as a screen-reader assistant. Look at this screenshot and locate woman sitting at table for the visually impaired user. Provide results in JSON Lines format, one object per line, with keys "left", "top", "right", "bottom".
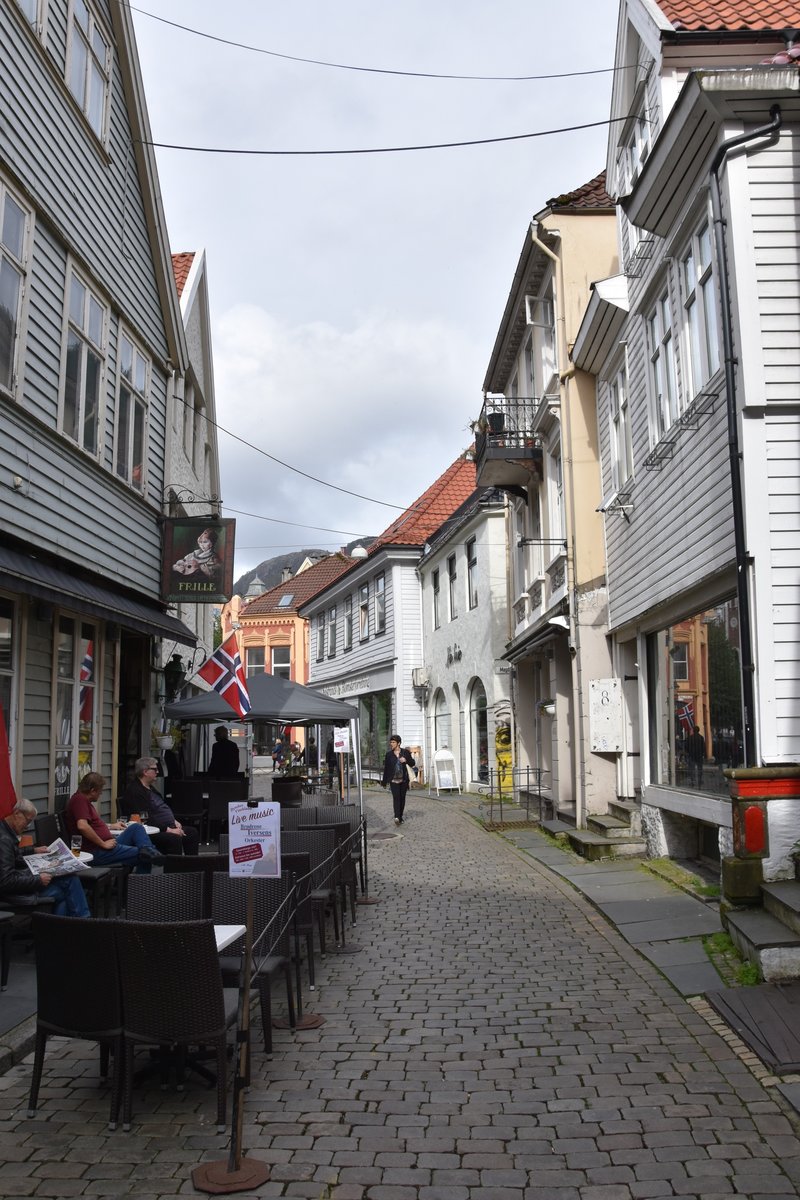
{"left": 121, "top": 757, "right": 200, "bottom": 856}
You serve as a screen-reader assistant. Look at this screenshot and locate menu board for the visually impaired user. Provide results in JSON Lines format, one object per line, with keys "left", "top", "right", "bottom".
{"left": 228, "top": 800, "right": 281, "bottom": 877}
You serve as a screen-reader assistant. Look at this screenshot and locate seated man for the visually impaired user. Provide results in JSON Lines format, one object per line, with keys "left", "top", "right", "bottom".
{"left": 0, "top": 798, "right": 90, "bottom": 917}
{"left": 121, "top": 757, "right": 200, "bottom": 856}
{"left": 65, "top": 772, "right": 160, "bottom": 873}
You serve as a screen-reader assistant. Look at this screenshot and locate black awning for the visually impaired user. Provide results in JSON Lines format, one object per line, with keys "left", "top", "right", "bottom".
{"left": 0, "top": 544, "right": 196, "bottom": 646}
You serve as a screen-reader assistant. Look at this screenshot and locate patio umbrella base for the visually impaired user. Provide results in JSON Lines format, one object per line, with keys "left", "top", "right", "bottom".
{"left": 357, "top": 896, "right": 380, "bottom": 905}
{"left": 273, "top": 1013, "right": 326, "bottom": 1030}
{"left": 328, "top": 943, "right": 362, "bottom": 954}
{"left": 192, "top": 1156, "right": 270, "bottom": 1193}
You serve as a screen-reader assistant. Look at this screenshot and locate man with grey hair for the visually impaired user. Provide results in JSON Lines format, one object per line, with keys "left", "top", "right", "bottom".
{"left": 121, "top": 757, "right": 200, "bottom": 855}
{"left": 0, "top": 798, "right": 90, "bottom": 916}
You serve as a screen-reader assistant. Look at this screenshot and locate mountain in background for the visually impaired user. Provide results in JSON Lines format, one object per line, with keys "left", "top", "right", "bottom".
{"left": 233, "top": 538, "right": 375, "bottom": 597}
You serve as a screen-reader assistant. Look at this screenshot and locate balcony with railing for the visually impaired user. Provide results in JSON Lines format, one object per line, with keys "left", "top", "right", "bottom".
{"left": 473, "top": 394, "right": 543, "bottom": 488}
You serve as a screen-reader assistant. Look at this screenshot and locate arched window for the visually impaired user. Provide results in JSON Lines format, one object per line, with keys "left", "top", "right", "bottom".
{"left": 469, "top": 681, "right": 488, "bottom": 782}
{"left": 432, "top": 688, "right": 450, "bottom": 751}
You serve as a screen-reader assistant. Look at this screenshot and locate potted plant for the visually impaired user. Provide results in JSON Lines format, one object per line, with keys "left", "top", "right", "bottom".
{"left": 151, "top": 723, "right": 182, "bottom": 751}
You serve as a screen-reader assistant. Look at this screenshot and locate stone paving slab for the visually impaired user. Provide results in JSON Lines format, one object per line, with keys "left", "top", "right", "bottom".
{"left": 0, "top": 793, "right": 797, "bottom": 1199}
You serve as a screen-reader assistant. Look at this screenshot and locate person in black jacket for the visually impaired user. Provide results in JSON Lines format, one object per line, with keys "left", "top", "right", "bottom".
{"left": 207, "top": 726, "right": 240, "bottom": 779}
{"left": 121, "top": 758, "right": 200, "bottom": 855}
{"left": 0, "top": 798, "right": 90, "bottom": 916}
{"left": 380, "top": 734, "right": 415, "bottom": 826}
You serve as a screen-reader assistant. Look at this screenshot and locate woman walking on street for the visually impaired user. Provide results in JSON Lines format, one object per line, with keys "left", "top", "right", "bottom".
{"left": 381, "top": 734, "right": 415, "bottom": 825}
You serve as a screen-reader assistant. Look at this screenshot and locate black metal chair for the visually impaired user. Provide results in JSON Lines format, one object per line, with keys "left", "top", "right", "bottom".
{"left": 162, "top": 854, "right": 227, "bottom": 917}
{"left": 316, "top": 805, "right": 364, "bottom": 893}
{"left": 205, "top": 780, "right": 248, "bottom": 844}
{"left": 124, "top": 872, "right": 204, "bottom": 922}
{"left": 0, "top": 910, "right": 14, "bottom": 991}
{"left": 280, "top": 829, "right": 339, "bottom": 954}
{"left": 316, "top": 822, "right": 359, "bottom": 924}
{"left": 27, "top": 913, "right": 124, "bottom": 1129}
{"left": 211, "top": 872, "right": 296, "bottom": 1055}
{"left": 280, "top": 850, "right": 316, "bottom": 991}
{"left": 34, "top": 812, "right": 114, "bottom": 917}
{"left": 168, "top": 779, "right": 210, "bottom": 840}
{"left": 116, "top": 920, "right": 238, "bottom": 1132}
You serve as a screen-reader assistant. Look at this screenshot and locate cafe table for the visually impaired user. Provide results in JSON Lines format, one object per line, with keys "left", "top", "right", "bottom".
{"left": 214, "top": 924, "right": 246, "bottom": 952}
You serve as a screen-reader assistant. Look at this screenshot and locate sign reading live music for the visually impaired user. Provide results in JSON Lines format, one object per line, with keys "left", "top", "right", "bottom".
{"left": 161, "top": 517, "right": 235, "bottom": 604}
{"left": 228, "top": 801, "right": 281, "bottom": 878}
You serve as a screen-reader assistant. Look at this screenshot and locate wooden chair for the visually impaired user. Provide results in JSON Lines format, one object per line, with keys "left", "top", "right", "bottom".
{"left": 116, "top": 920, "right": 238, "bottom": 1132}
{"left": 211, "top": 872, "right": 296, "bottom": 1055}
{"left": 27, "top": 913, "right": 124, "bottom": 1129}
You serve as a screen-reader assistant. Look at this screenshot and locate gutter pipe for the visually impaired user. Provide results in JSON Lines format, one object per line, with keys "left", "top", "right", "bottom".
{"left": 708, "top": 103, "right": 782, "bottom": 767}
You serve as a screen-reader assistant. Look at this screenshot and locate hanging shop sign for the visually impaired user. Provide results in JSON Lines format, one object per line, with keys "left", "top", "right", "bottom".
{"left": 161, "top": 517, "right": 235, "bottom": 604}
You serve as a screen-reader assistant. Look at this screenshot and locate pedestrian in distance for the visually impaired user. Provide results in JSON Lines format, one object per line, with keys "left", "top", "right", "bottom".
{"left": 325, "top": 736, "right": 336, "bottom": 788}
{"left": 207, "top": 725, "right": 240, "bottom": 779}
{"left": 686, "top": 724, "right": 706, "bottom": 789}
{"left": 381, "top": 734, "right": 415, "bottom": 826}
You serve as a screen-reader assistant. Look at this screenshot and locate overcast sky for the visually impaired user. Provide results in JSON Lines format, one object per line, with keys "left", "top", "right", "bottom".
{"left": 130, "top": 1, "right": 619, "bottom": 578}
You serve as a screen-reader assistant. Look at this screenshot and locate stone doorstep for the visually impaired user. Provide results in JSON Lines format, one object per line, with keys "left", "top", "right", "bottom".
{"left": 725, "top": 905, "right": 800, "bottom": 982}
{"left": 587, "top": 812, "right": 638, "bottom": 838}
{"left": 565, "top": 827, "right": 647, "bottom": 861}
{"left": 762, "top": 880, "right": 800, "bottom": 937}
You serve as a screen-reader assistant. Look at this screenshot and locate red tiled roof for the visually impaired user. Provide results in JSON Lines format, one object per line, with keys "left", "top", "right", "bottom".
{"left": 658, "top": 0, "right": 800, "bottom": 30}
{"left": 241, "top": 553, "right": 353, "bottom": 618}
{"left": 547, "top": 172, "right": 614, "bottom": 212}
{"left": 369, "top": 452, "right": 477, "bottom": 553}
{"left": 171, "top": 252, "right": 195, "bottom": 298}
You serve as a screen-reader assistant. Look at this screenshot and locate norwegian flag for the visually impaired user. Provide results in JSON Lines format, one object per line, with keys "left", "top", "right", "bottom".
{"left": 676, "top": 698, "right": 695, "bottom": 735}
{"left": 197, "top": 634, "right": 251, "bottom": 720}
{"left": 0, "top": 699, "right": 17, "bottom": 820}
{"left": 79, "top": 639, "right": 94, "bottom": 722}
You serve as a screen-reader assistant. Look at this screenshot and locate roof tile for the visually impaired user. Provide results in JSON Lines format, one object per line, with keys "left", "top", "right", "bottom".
{"left": 547, "top": 171, "right": 614, "bottom": 212}
{"left": 241, "top": 553, "right": 352, "bottom": 618}
{"left": 171, "top": 252, "right": 195, "bottom": 298}
{"left": 658, "top": 0, "right": 800, "bottom": 31}
{"left": 369, "top": 452, "right": 477, "bottom": 553}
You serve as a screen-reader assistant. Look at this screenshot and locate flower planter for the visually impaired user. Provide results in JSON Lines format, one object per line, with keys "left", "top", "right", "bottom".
{"left": 156, "top": 736, "right": 174, "bottom": 750}
{"left": 487, "top": 412, "right": 505, "bottom": 434}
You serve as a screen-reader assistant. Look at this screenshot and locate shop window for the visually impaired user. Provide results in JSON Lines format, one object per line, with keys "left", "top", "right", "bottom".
{"left": 470, "top": 682, "right": 488, "bottom": 781}
{"left": 53, "top": 617, "right": 96, "bottom": 810}
{"left": 647, "top": 598, "right": 744, "bottom": 794}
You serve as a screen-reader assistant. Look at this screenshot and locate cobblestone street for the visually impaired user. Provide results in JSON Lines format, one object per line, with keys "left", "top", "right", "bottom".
{"left": 1, "top": 792, "right": 799, "bottom": 1199}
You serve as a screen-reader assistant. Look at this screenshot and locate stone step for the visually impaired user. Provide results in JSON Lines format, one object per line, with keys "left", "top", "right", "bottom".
{"left": 609, "top": 799, "right": 641, "bottom": 831}
{"left": 762, "top": 880, "right": 800, "bottom": 937}
{"left": 540, "top": 818, "right": 576, "bottom": 838}
{"left": 565, "top": 828, "right": 647, "bottom": 861}
{"left": 587, "top": 813, "right": 636, "bottom": 839}
{"left": 725, "top": 906, "right": 800, "bottom": 983}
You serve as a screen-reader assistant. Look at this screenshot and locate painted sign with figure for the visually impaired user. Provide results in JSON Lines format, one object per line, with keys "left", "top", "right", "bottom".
{"left": 162, "top": 517, "right": 235, "bottom": 603}
{"left": 228, "top": 801, "right": 281, "bottom": 877}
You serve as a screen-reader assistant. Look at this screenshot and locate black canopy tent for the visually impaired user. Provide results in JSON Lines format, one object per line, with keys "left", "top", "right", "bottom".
{"left": 164, "top": 672, "right": 363, "bottom": 806}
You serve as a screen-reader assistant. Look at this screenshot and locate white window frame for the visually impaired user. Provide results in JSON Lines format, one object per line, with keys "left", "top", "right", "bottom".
{"left": 432, "top": 569, "right": 440, "bottom": 630}
{"left": 271, "top": 644, "right": 290, "bottom": 680}
{"left": 466, "top": 537, "right": 478, "bottom": 609}
{"left": 53, "top": 615, "right": 97, "bottom": 805}
{"left": 67, "top": 0, "right": 111, "bottom": 140}
{"left": 0, "top": 178, "right": 32, "bottom": 398}
{"left": 680, "top": 217, "right": 720, "bottom": 402}
{"left": 315, "top": 612, "right": 325, "bottom": 662}
{"left": 374, "top": 573, "right": 385, "bottom": 635}
{"left": 447, "top": 554, "right": 458, "bottom": 621}
{"left": 547, "top": 443, "right": 565, "bottom": 545}
{"left": 343, "top": 595, "right": 353, "bottom": 651}
{"left": 609, "top": 364, "right": 633, "bottom": 490}
{"left": 646, "top": 288, "right": 679, "bottom": 441}
{"left": 327, "top": 606, "right": 337, "bottom": 657}
{"left": 245, "top": 646, "right": 265, "bottom": 677}
{"left": 14, "top": 0, "right": 40, "bottom": 29}
{"left": 61, "top": 264, "right": 107, "bottom": 458}
{"left": 359, "top": 584, "right": 369, "bottom": 641}
{"left": 114, "top": 328, "right": 149, "bottom": 493}
{"left": 0, "top": 596, "right": 17, "bottom": 764}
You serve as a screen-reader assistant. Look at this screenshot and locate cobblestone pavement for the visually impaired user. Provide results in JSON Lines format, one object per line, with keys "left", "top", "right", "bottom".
{"left": 1, "top": 792, "right": 799, "bottom": 1199}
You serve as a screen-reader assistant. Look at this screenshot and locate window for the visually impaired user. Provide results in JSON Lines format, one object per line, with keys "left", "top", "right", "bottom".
{"left": 609, "top": 367, "right": 633, "bottom": 489}
{"left": 470, "top": 682, "right": 488, "bottom": 782}
{"left": 277, "top": 593, "right": 293, "bottom": 608}
{"left": 68, "top": 0, "right": 110, "bottom": 138}
{"left": 62, "top": 269, "right": 106, "bottom": 456}
{"left": 115, "top": 331, "right": 148, "bottom": 492}
{"left": 549, "top": 446, "right": 565, "bottom": 542}
{"left": 245, "top": 647, "right": 264, "bottom": 677}
{"left": 646, "top": 291, "right": 678, "bottom": 438}
{"left": 327, "top": 606, "right": 337, "bottom": 656}
{"left": 447, "top": 554, "right": 457, "bottom": 620}
{"left": 622, "top": 111, "right": 650, "bottom": 191}
{"left": 374, "top": 573, "right": 385, "bottom": 635}
{"left": 359, "top": 584, "right": 369, "bottom": 640}
{"left": 466, "top": 538, "right": 478, "bottom": 609}
{"left": 53, "top": 617, "right": 97, "bottom": 809}
{"left": 646, "top": 598, "right": 743, "bottom": 795}
{"left": 343, "top": 595, "right": 353, "bottom": 651}
{"left": 271, "top": 645, "right": 290, "bottom": 680}
{"left": 681, "top": 220, "right": 720, "bottom": 400}
{"left": 0, "top": 181, "right": 30, "bottom": 395}
{"left": 183, "top": 381, "right": 194, "bottom": 461}
{"left": 0, "top": 598, "right": 15, "bottom": 754}
{"left": 315, "top": 613, "right": 325, "bottom": 662}
{"left": 15, "top": 0, "right": 39, "bottom": 24}
{"left": 432, "top": 569, "right": 440, "bottom": 630}
{"left": 527, "top": 287, "right": 557, "bottom": 395}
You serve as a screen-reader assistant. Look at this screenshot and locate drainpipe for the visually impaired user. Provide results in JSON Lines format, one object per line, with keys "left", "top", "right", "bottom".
{"left": 709, "top": 103, "right": 781, "bottom": 767}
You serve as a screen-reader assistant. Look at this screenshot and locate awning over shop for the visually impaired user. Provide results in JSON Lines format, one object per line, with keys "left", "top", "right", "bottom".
{"left": 0, "top": 544, "right": 196, "bottom": 646}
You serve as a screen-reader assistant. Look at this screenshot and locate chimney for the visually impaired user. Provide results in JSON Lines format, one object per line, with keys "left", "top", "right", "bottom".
{"left": 281, "top": 567, "right": 293, "bottom": 583}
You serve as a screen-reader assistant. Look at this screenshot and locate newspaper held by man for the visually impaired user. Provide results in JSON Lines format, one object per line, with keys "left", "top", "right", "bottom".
{"left": 24, "top": 839, "right": 89, "bottom": 876}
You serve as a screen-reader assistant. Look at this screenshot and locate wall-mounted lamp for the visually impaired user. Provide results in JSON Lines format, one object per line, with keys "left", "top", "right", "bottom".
{"left": 596, "top": 492, "right": 633, "bottom": 523}
{"left": 163, "top": 653, "right": 186, "bottom": 701}
{"left": 548, "top": 615, "right": 570, "bottom": 630}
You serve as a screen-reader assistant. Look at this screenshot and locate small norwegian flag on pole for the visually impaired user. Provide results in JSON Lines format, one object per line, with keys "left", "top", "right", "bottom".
{"left": 197, "top": 634, "right": 251, "bottom": 720}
